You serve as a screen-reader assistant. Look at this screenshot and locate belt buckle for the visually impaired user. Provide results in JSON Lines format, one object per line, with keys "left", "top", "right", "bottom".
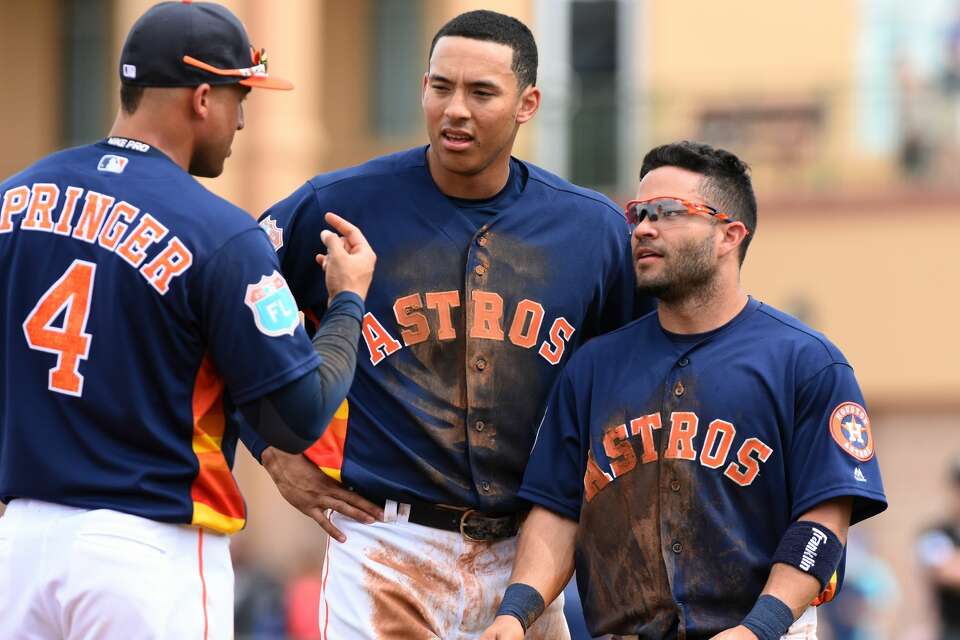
{"left": 459, "top": 509, "right": 484, "bottom": 542}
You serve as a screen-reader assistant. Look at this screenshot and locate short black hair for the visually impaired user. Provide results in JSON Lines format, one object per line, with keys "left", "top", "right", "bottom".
{"left": 639, "top": 141, "right": 757, "bottom": 264}
{"left": 428, "top": 10, "right": 538, "bottom": 89}
{"left": 120, "top": 84, "right": 145, "bottom": 115}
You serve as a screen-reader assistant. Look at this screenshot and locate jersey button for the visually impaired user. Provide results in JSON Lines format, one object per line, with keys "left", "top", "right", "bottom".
{"left": 480, "top": 481, "right": 491, "bottom": 493}
{"left": 475, "top": 420, "right": 486, "bottom": 432}
{"left": 670, "top": 479, "right": 681, "bottom": 492}
{"left": 672, "top": 541, "right": 683, "bottom": 554}
{"left": 474, "top": 264, "right": 487, "bottom": 276}
{"left": 678, "top": 357, "right": 689, "bottom": 367}
{"left": 674, "top": 381, "right": 685, "bottom": 397}
{"left": 475, "top": 358, "right": 488, "bottom": 371}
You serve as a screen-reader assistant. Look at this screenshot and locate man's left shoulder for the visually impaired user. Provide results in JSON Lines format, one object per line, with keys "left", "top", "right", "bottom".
{"left": 752, "top": 301, "right": 850, "bottom": 368}
{"left": 520, "top": 160, "right": 623, "bottom": 221}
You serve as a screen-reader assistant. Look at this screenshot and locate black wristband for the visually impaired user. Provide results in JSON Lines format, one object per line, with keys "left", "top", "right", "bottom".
{"left": 496, "top": 583, "right": 545, "bottom": 633}
{"left": 771, "top": 520, "right": 843, "bottom": 591}
{"left": 741, "top": 594, "right": 794, "bottom": 640}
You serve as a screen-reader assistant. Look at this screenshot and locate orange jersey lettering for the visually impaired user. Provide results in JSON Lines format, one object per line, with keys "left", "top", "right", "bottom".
{"left": 394, "top": 293, "right": 429, "bottom": 346}
{"left": 361, "top": 312, "right": 403, "bottom": 366}
{"left": 22, "top": 183, "right": 59, "bottom": 232}
{"left": 538, "top": 317, "right": 575, "bottom": 365}
{"left": 724, "top": 437, "right": 774, "bottom": 486}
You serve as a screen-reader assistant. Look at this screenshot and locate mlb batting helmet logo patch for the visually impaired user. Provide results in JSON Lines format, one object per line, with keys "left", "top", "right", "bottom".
{"left": 97, "top": 155, "right": 128, "bottom": 174}
{"left": 245, "top": 271, "right": 299, "bottom": 337}
{"left": 829, "top": 402, "right": 874, "bottom": 461}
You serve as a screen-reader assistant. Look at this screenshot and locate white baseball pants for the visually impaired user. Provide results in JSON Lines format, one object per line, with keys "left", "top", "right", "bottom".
{"left": 0, "top": 499, "right": 232, "bottom": 640}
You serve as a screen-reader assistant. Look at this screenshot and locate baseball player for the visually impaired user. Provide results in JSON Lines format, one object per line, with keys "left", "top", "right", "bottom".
{"left": 482, "top": 141, "right": 888, "bottom": 640}
{"left": 0, "top": 3, "right": 375, "bottom": 639}
{"left": 241, "top": 10, "right": 650, "bottom": 639}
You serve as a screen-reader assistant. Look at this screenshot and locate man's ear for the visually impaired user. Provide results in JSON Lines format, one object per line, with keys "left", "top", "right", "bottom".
{"left": 516, "top": 84, "right": 541, "bottom": 124}
{"left": 718, "top": 221, "right": 749, "bottom": 261}
{"left": 191, "top": 83, "right": 212, "bottom": 119}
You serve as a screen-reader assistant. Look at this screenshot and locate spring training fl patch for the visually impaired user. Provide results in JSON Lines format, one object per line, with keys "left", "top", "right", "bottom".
{"left": 245, "top": 271, "right": 298, "bottom": 337}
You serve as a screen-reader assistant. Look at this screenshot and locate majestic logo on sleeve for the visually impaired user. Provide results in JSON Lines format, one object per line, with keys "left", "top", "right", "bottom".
{"left": 829, "top": 402, "right": 874, "bottom": 462}
{"left": 244, "top": 271, "right": 299, "bottom": 337}
{"left": 259, "top": 216, "right": 283, "bottom": 251}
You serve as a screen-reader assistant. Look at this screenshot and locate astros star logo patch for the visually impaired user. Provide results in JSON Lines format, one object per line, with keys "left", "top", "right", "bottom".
{"left": 829, "top": 402, "right": 874, "bottom": 462}
{"left": 259, "top": 216, "right": 283, "bottom": 251}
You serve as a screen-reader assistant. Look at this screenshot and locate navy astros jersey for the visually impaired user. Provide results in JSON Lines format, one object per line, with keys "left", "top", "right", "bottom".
{"left": 0, "top": 138, "right": 318, "bottom": 534}
{"left": 519, "top": 297, "right": 888, "bottom": 638}
{"left": 253, "top": 146, "right": 643, "bottom": 512}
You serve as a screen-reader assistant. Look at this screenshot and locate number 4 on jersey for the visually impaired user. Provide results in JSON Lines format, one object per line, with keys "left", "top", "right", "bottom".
{"left": 22, "top": 259, "right": 97, "bottom": 397}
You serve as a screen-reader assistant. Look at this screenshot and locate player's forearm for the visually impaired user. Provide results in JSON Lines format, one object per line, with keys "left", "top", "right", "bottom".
{"left": 509, "top": 505, "right": 578, "bottom": 607}
{"left": 761, "top": 497, "right": 853, "bottom": 618}
{"left": 310, "top": 290, "right": 364, "bottom": 423}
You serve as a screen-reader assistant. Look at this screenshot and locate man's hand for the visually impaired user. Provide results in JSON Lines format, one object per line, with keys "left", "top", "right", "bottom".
{"left": 317, "top": 212, "right": 376, "bottom": 303}
{"left": 261, "top": 446, "right": 384, "bottom": 542}
{"left": 479, "top": 615, "right": 524, "bottom": 640}
{"left": 710, "top": 625, "right": 759, "bottom": 639}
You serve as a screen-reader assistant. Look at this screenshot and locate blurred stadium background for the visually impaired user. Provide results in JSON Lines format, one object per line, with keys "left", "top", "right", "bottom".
{"left": 2, "top": 0, "right": 959, "bottom": 638}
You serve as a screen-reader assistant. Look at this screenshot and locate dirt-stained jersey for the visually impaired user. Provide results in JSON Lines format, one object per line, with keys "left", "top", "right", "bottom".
{"left": 249, "top": 146, "right": 646, "bottom": 512}
{"left": 519, "top": 298, "right": 887, "bottom": 637}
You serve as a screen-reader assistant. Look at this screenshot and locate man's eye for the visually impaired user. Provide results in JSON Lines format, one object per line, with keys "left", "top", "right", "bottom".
{"left": 661, "top": 209, "right": 685, "bottom": 219}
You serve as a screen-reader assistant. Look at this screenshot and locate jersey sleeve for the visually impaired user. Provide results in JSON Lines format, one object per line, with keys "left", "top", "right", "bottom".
{"left": 193, "top": 228, "right": 320, "bottom": 405}
{"left": 517, "top": 365, "right": 590, "bottom": 520}
{"left": 788, "top": 362, "right": 888, "bottom": 525}
{"left": 259, "top": 182, "right": 330, "bottom": 320}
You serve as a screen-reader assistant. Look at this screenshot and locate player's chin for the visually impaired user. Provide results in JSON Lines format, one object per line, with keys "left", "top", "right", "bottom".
{"left": 188, "top": 155, "right": 227, "bottom": 179}
{"left": 436, "top": 149, "right": 485, "bottom": 176}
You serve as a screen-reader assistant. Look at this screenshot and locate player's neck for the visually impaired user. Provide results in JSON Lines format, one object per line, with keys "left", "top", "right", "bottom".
{"left": 426, "top": 147, "right": 511, "bottom": 200}
{"left": 656, "top": 276, "right": 749, "bottom": 335}
{"left": 108, "top": 110, "right": 191, "bottom": 173}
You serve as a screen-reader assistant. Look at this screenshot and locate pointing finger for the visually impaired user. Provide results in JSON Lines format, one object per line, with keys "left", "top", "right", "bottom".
{"left": 324, "top": 212, "right": 368, "bottom": 251}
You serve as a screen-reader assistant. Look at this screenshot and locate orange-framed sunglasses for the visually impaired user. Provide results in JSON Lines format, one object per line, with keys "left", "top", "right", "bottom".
{"left": 624, "top": 196, "right": 746, "bottom": 233}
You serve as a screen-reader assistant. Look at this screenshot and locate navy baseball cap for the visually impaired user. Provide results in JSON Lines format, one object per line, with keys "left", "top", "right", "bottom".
{"left": 119, "top": 1, "right": 293, "bottom": 90}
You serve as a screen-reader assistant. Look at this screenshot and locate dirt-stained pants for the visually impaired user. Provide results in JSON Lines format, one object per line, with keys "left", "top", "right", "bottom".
{"left": 317, "top": 502, "right": 569, "bottom": 640}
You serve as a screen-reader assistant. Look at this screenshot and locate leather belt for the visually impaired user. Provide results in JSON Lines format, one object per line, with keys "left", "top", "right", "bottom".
{"left": 365, "top": 494, "right": 523, "bottom": 542}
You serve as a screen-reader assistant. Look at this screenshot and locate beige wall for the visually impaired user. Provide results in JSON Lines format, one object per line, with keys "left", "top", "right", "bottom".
{"left": 742, "top": 199, "right": 960, "bottom": 404}
{"left": 641, "top": 0, "right": 884, "bottom": 189}
{"left": 0, "top": 0, "right": 62, "bottom": 179}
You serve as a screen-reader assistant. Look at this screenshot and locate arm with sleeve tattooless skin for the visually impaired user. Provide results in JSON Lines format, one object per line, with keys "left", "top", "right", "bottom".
{"left": 237, "top": 291, "right": 363, "bottom": 454}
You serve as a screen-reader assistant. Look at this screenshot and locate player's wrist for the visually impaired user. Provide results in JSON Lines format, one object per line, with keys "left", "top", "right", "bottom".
{"left": 326, "top": 290, "right": 365, "bottom": 315}
{"left": 496, "top": 583, "right": 545, "bottom": 633}
{"left": 740, "top": 595, "right": 793, "bottom": 640}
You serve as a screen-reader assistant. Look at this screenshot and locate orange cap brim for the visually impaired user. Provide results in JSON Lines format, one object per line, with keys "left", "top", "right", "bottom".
{"left": 239, "top": 75, "right": 294, "bottom": 90}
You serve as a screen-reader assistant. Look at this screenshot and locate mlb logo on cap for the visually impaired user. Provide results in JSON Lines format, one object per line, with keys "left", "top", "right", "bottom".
{"left": 97, "top": 155, "right": 129, "bottom": 174}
